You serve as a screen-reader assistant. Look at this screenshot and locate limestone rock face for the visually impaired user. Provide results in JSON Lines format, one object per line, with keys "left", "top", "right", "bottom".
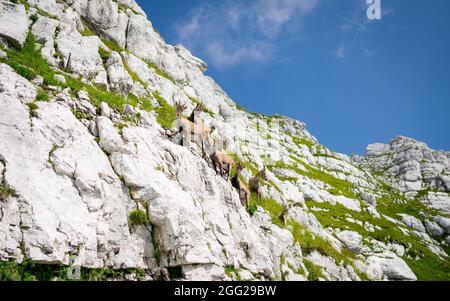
{"left": 360, "top": 136, "right": 450, "bottom": 193}
{"left": 0, "top": 0, "right": 448, "bottom": 281}
{"left": 336, "top": 230, "right": 363, "bottom": 254}
{"left": 0, "top": 2, "right": 29, "bottom": 47}
{"left": 366, "top": 253, "right": 417, "bottom": 281}
{"left": 55, "top": 24, "right": 107, "bottom": 86}
{"left": 105, "top": 52, "right": 133, "bottom": 96}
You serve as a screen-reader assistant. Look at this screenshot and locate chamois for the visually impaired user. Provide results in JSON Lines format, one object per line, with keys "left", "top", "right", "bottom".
{"left": 249, "top": 167, "right": 268, "bottom": 200}
{"left": 187, "top": 102, "right": 205, "bottom": 123}
{"left": 231, "top": 162, "right": 250, "bottom": 208}
{"left": 172, "top": 102, "right": 215, "bottom": 158}
{"left": 278, "top": 204, "right": 290, "bottom": 227}
{"left": 210, "top": 138, "right": 235, "bottom": 181}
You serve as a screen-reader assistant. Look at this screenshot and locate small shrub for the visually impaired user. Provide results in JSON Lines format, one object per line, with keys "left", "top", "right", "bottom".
{"left": 0, "top": 261, "right": 22, "bottom": 281}
{"left": 36, "top": 89, "right": 49, "bottom": 102}
{"left": 30, "top": 14, "right": 39, "bottom": 24}
{"left": 0, "top": 185, "right": 15, "bottom": 200}
{"left": 129, "top": 209, "right": 148, "bottom": 226}
{"left": 27, "top": 102, "right": 39, "bottom": 111}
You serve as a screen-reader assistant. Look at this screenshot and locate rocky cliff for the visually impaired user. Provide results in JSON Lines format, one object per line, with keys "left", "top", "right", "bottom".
{"left": 0, "top": 0, "right": 449, "bottom": 281}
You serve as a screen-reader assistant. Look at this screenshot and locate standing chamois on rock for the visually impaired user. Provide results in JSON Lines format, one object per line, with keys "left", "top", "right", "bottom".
{"left": 187, "top": 102, "right": 205, "bottom": 123}
{"left": 210, "top": 138, "right": 235, "bottom": 181}
{"left": 278, "top": 204, "right": 290, "bottom": 227}
{"left": 231, "top": 162, "right": 250, "bottom": 209}
{"left": 169, "top": 102, "right": 215, "bottom": 158}
{"left": 249, "top": 167, "right": 268, "bottom": 200}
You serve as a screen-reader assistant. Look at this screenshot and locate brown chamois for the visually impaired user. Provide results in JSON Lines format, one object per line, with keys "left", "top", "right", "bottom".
{"left": 249, "top": 167, "right": 268, "bottom": 200}
{"left": 187, "top": 102, "right": 205, "bottom": 123}
{"left": 210, "top": 138, "right": 235, "bottom": 181}
{"left": 172, "top": 102, "right": 215, "bottom": 158}
{"left": 278, "top": 204, "right": 290, "bottom": 227}
{"left": 231, "top": 162, "right": 250, "bottom": 208}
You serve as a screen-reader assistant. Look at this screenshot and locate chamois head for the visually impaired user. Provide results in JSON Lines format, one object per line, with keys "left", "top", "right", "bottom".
{"left": 175, "top": 101, "right": 187, "bottom": 118}
{"left": 223, "top": 138, "right": 230, "bottom": 150}
{"left": 260, "top": 167, "right": 268, "bottom": 180}
{"left": 194, "top": 102, "right": 206, "bottom": 113}
{"left": 235, "top": 162, "right": 244, "bottom": 175}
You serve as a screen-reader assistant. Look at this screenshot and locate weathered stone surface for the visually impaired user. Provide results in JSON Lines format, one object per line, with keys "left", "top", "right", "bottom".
{"left": 55, "top": 24, "right": 107, "bottom": 86}
{"left": 32, "top": 15, "right": 60, "bottom": 66}
{"left": 0, "top": 2, "right": 29, "bottom": 47}
{"left": 105, "top": 52, "right": 133, "bottom": 96}
{"left": 366, "top": 252, "right": 417, "bottom": 281}
{"left": 336, "top": 230, "right": 363, "bottom": 254}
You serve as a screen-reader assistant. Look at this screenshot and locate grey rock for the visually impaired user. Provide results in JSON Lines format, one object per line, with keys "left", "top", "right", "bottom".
{"left": 424, "top": 220, "right": 444, "bottom": 236}
{"left": 335, "top": 230, "right": 363, "bottom": 254}
{"left": 54, "top": 74, "right": 66, "bottom": 84}
{"left": 398, "top": 214, "right": 426, "bottom": 233}
{"left": 105, "top": 52, "right": 133, "bottom": 96}
{"left": 100, "top": 102, "right": 112, "bottom": 119}
{"left": 0, "top": 2, "right": 29, "bottom": 48}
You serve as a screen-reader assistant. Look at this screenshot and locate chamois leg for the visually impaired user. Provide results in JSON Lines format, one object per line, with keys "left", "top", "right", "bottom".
{"left": 226, "top": 164, "right": 231, "bottom": 181}
{"left": 212, "top": 160, "right": 218, "bottom": 174}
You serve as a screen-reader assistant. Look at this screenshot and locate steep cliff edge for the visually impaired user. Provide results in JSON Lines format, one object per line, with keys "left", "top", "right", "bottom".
{"left": 0, "top": 0, "right": 448, "bottom": 281}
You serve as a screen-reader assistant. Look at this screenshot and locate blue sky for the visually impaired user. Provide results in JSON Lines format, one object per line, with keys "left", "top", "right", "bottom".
{"left": 136, "top": 0, "right": 450, "bottom": 155}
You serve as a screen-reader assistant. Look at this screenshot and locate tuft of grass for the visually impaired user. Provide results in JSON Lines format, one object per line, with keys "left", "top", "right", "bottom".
{"left": 269, "top": 158, "right": 358, "bottom": 200}
{"left": 0, "top": 259, "right": 68, "bottom": 281}
{"left": 140, "top": 99, "right": 154, "bottom": 112}
{"left": 101, "top": 38, "right": 124, "bottom": 54}
{"left": 129, "top": 209, "right": 149, "bottom": 226}
{"left": 27, "top": 102, "right": 39, "bottom": 112}
{"left": 36, "top": 88, "right": 49, "bottom": 101}
{"left": 152, "top": 92, "right": 176, "bottom": 129}
{"left": 98, "top": 47, "right": 110, "bottom": 63}
{"left": 122, "top": 58, "right": 147, "bottom": 88}
{"left": 303, "top": 259, "right": 324, "bottom": 281}
{"left": 224, "top": 265, "right": 241, "bottom": 281}
{"left": 0, "top": 184, "right": 15, "bottom": 200}
{"left": 0, "top": 32, "right": 59, "bottom": 86}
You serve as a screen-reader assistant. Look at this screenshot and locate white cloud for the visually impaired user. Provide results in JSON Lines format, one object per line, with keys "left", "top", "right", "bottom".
{"left": 334, "top": 45, "right": 346, "bottom": 59}
{"left": 175, "top": 0, "right": 320, "bottom": 69}
{"left": 363, "top": 48, "right": 375, "bottom": 58}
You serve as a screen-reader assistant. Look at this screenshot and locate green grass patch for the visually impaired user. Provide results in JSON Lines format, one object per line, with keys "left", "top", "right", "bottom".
{"left": 36, "top": 88, "right": 49, "bottom": 101}
{"left": 152, "top": 91, "right": 176, "bottom": 129}
{"left": 0, "top": 32, "right": 60, "bottom": 86}
{"left": 268, "top": 158, "right": 358, "bottom": 200}
{"left": 101, "top": 38, "right": 124, "bottom": 54}
{"left": 123, "top": 59, "right": 147, "bottom": 87}
{"left": 303, "top": 259, "right": 324, "bottom": 281}
{"left": 129, "top": 209, "right": 149, "bottom": 226}
{"left": 0, "top": 184, "right": 15, "bottom": 199}
{"left": 98, "top": 47, "right": 110, "bottom": 63}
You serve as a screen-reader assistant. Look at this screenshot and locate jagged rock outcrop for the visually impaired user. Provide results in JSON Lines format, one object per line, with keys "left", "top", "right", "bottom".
{"left": 0, "top": 0, "right": 448, "bottom": 281}
{"left": 356, "top": 136, "right": 450, "bottom": 213}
